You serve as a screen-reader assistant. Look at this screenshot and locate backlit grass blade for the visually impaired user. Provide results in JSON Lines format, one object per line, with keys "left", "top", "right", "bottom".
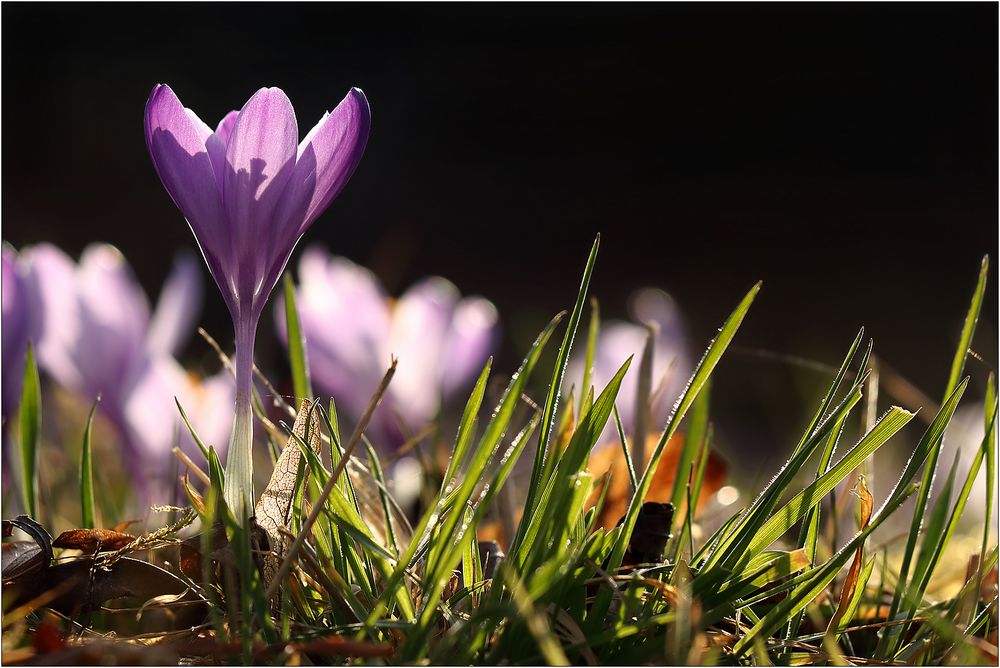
{"left": 175, "top": 397, "right": 210, "bottom": 461}
{"left": 732, "top": 483, "right": 918, "bottom": 657}
{"left": 909, "top": 449, "right": 960, "bottom": 596}
{"left": 79, "top": 398, "right": 99, "bottom": 529}
{"left": 514, "top": 235, "right": 600, "bottom": 556}
{"left": 589, "top": 281, "right": 761, "bottom": 628}
{"left": 669, "top": 376, "right": 711, "bottom": 533}
{"left": 974, "top": 374, "right": 997, "bottom": 624}
{"left": 887, "top": 257, "right": 988, "bottom": 653}
{"left": 704, "top": 382, "right": 864, "bottom": 572}
{"left": 901, "top": 399, "right": 998, "bottom": 628}
{"left": 282, "top": 272, "right": 313, "bottom": 405}
{"left": 796, "top": 328, "right": 867, "bottom": 456}
{"left": 580, "top": 298, "right": 600, "bottom": 416}
{"left": 18, "top": 342, "right": 41, "bottom": 518}
{"left": 946, "top": 256, "right": 988, "bottom": 397}
{"left": 512, "top": 357, "right": 631, "bottom": 573}
{"left": 612, "top": 404, "right": 638, "bottom": 493}
{"left": 442, "top": 358, "right": 492, "bottom": 490}
{"left": 743, "top": 406, "right": 914, "bottom": 561}
{"left": 374, "top": 314, "right": 560, "bottom": 653}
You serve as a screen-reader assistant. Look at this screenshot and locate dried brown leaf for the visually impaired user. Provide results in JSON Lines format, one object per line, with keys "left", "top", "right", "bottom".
{"left": 291, "top": 636, "right": 394, "bottom": 658}
{"left": 254, "top": 398, "right": 321, "bottom": 591}
{"left": 588, "top": 433, "right": 727, "bottom": 530}
{"left": 52, "top": 529, "right": 135, "bottom": 554}
{"left": 826, "top": 474, "right": 873, "bottom": 635}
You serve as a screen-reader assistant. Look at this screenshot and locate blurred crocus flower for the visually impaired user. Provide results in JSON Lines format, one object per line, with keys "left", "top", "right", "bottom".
{"left": 144, "top": 84, "right": 371, "bottom": 517}
{"left": 2, "top": 244, "right": 41, "bottom": 424}
{"left": 8, "top": 243, "right": 233, "bottom": 495}
{"left": 276, "top": 246, "right": 499, "bottom": 447}
{"left": 570, "top": 288, "right": 692, "bottom": 441}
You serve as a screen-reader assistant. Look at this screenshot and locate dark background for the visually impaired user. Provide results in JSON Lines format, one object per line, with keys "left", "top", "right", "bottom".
{"left": 3, "top": 3, "right": 997, "bottom": 479}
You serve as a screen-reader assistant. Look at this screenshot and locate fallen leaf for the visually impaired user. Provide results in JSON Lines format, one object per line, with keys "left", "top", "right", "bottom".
{"left": 826, "top": 474, "right": 873, "bottom": 635}
{"left": 2, "top": 516, "right": 52, "bottom": 583}
{"left": 52, "top": 529, "right": 135, "bottom": 553}
{"left": 6, "top": 556, "right": 206, "bottom": 632}
{"left": 291, "top": 636, "right": 394, "bottom": 658}
{"left": 587, "top": 433, "right": 727, "bottom": 530}
{"left": 2, "top": 542, "right": 48, "bottom": 583}
{"left": 254, "top": 398, "right": 323, "bottom": 591}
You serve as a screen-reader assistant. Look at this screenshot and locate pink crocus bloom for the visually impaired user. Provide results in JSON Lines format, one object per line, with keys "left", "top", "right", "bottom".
{"left": 570, "top": 287, "right": 693, "bottom": 441}
{"left": 276, "top": 246, "right": 499, "bottom": 448}
{"left": 144, "top": 85, "right": 370, "bottom": 517}
{"left": 2, "top": 243, "right": 233, "bottom": 498}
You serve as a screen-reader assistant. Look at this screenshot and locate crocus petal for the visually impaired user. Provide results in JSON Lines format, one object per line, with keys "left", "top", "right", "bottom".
{"left": 147, "top": 251, "right": 203, "bottom": 357}
{"left": 223, "top": 87, "right": 298, "bottom": 282}
{"left": 279, "top": 249, "right": 390, "bottom": 416}
{"left": 145, "top": 85, "right": 231, "bottom": 296}
{"left": 123, "top": 356, "right": 188, "bottom": 462}
{"left": 1, "top": 246, "right": 30, "bottom": 420}
{"left": 174, "top": 369, "right": 236, "bottom": 460}
{"left": 73, "top": 244, "right": 151, "bottom": 401}
{"left": 21, "top": 244, "right": 83, "bottom": 394}
{"left": 215, "top": 111, "right": 239, "bottom": 146}
{"left": 388, "top": 277, "right": 459, "bottom": 427}
{"left": 205, "top": 111, "right": 240, "bottom": 189}
{"left": 441, "top": 296, "right": 498, "bottom": 398}
{"left": 630, "top": 288, "right": 686, "bottom": 344}
{"left": 278, "top": 88, "right": 371, "bottom": 236}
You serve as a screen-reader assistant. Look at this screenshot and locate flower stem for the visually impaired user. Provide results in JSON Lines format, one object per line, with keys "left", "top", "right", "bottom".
{"left": 224, "top": 316, "right": 257, "bottom": 523}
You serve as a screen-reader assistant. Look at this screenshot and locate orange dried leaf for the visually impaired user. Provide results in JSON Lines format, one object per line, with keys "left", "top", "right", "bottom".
{"left": 52, "top": 529, "right": 135, "bottom": 553}
{"left": 826, "top": 474, "right": 873, "bottom": 634}
{"left": 586, "top": 432, "right": 727, "bottom": 530}
{"left": 291, "top": 636, "right": 394, "bottom": 658}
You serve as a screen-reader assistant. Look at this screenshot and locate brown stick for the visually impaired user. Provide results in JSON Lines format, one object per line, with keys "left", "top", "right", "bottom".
{"left": 263, "top": 358, "right": 398, "bottom": 602}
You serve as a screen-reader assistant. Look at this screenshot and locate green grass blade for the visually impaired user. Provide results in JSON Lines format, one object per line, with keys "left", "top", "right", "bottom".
{"left": 669, "top": 376, "right": 711, "bottom": 532}
{"left": 975, "top": 374, "right": 997, "bottom": 624}
{"left": 902, "top": 399, "right": 998, "bottom": 626}
{"left": 512, "top": 358, "right": 630, "bottom": 573}
{"left": 362, "top": 437, "right": 399, "bottom": 554}
{"left": 612, "top": 404, "right": 638, "bottom": 493}
{"left": 744, "top": 406, "right": 914, "bottom": 560}
{"left": 909, "top": 448, "right": 961, "bottom": 595}
{"left": 590, "top": 281, "right": 761, "bottom": 628}
{"left": 946, "top": 256, "right": 988, "bottom": 397}
{"left": 580, "top": 298, "right": 600, "bottom": 416}
{"left": 376, "top": 315, "right": 561, "bottom": 651}
{"left": 175, "top": 397, "right": 210, "bottom": 461}
{"left": 732, "top": 483, "right": 918, "bottom": 657}
{"left": 796, "top": 329, "right": 867, "bottom": 455}
{"left": 887, "top": 257, "right": 988, "bottom": 652}
{"left": 705, "top": 383, "right": 864, "bottom": 572}
{"left": 514, "top": 235, "right": 600, "bottom": 556}
{"left": 443, "top": 358, "right": 492, "bottom": 490}
{"left": 79, "top": 398, "right": 99, "bottom": 529}
{"left": 18, "top": 342, "right": 41, "bottom": 518}
{"left": 282, "top": 272, "right": 313, "bottom": 405}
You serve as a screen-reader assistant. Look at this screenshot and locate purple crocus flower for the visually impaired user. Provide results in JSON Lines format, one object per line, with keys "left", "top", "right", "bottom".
{"left": 570, "top": 287, "right": 692, "bottom": 441}
{"left": 12, "top": 243, "right": 233, "bottom": 498}
{"left": 144, "top": 85, "right": 371, "bottom": 517}
{"left": 276, "top": 246, "right": 499, "bottom": 447}
{"left": 2, "top": 244, "right": 40, "bottom": 425}
{"left": 2, "top": 244, "right": 43, "bottom": 489}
